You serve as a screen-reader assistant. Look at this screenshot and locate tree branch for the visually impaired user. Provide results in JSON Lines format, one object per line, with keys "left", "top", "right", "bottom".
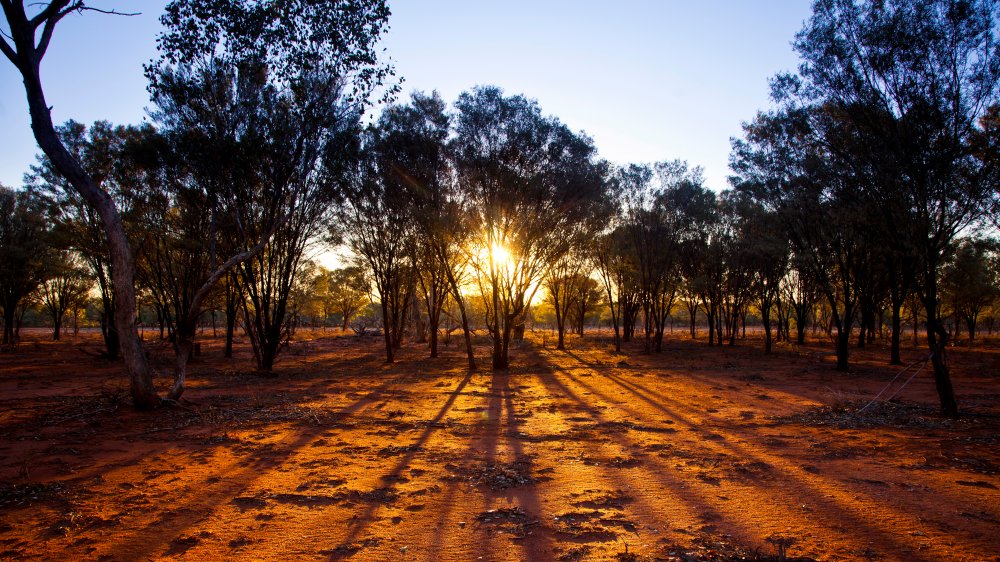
{"left": 77, "top": 5, "right": 138, "bottom": 16}
{"left": 35, "top": 2, "right": 78, "bottom": 57}
{"left": 28, "top": 0, "right": 73, "bottom": 29}
{"left": 188, "top": 213, "right": 289, "bottom": 320}
{"left": 0, "top": 34, "right": 15, "bottom": 63}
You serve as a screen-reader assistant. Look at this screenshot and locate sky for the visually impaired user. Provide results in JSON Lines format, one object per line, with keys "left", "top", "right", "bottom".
{"left": 1, "top": 1, "right": 813, "bottom": 191}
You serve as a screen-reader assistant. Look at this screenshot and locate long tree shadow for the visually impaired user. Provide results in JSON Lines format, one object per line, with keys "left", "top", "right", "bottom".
{"left": 325, "top": 370, "right": 475, "bottom": 559}
{"left": 525, "top": 353, "right": 763, "bottom": 551}
{"left": 98, "top": 371, "right": 405, "bottom": 561}
{"left": 484, "top": 369, "right": 553, "bottom": 560}
{"left": 547, "top": 346, "right": 949, "bottom": 560}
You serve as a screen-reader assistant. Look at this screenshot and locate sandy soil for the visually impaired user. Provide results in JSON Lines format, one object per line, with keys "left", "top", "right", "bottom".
{"left": 0, "top": 327, "right": 998, "bottom": 561}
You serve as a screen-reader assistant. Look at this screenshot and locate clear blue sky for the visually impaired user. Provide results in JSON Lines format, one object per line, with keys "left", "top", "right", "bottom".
{"left": 1, "top": 1, "right": 813, "bottom": 191}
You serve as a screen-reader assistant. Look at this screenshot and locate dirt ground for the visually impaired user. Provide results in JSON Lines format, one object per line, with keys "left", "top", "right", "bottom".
{"left": 0, "top": 327, "right": 998, "bottom": 562}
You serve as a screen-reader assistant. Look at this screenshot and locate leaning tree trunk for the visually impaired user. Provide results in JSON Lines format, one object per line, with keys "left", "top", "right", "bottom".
{"left": 15, "top": 45, "right": 159, "bottom": 409}
{"left": 922, "top": 273, "right": 959, "bottom": 417}
{"left": 446, "top": 271, "right": 476, "bottom": 370}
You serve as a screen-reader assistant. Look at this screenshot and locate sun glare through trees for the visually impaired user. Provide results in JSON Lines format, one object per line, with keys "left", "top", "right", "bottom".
{"left": 1, "top": 0, "right": 1000, "bottom": 560}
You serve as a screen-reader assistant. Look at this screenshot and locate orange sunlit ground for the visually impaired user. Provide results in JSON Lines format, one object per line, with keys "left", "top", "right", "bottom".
{"left": 1, "top": 328, "right": 998, "bottom": 561}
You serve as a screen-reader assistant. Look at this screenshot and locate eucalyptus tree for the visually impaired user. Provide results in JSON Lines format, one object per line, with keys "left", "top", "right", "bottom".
{"left": 341, "top": 131, "right": 416, "bottom": 363}
{"left": 126, "top": 119, "right": 281, "bottom": 397}
{"left": 39, "top": 251, "right": 92, "bottom": 341}
{"left": 779, "top": 0, "right": 1000, "bottom": 415}
{"left": 669, "top": 178, "right": 719, "bottom": 341}
{"left": 618, "top": 163, "right": 690, "bottom": 353}
{"left": 942, "top": 238, "right": 1000, "bottom": 343}
{"left": 155, "top": 0, "right": 395, "bottom": 374}
{"left": 28, "top": 121, "right": 148, "bottom": 360}
{"left": 140, "top": 58, "right": 305, "bottom": 393}
{"left": 716, "top": 191, "right": 756, "bottom": 346}
{"left": 735, "top": 197, "right": 789, "bottom": 353}
{"left": 453, "top": 86, "right": 609, "bottom": 369}
{"left": 782, "top": 253, "right": 820, "bottom": 345}
{"left": 2, "top": 0, "right": 394, "bottom": 404}
{"left": 544, "top": 254, "right": 588, "bottom": 350}
{"left": 693, "top": 204, "right": 729, "bottom": 346}
{"left": 2, "top": 0, "right": 161, "bottom": 407}
{"left": 592, "top": 227, "right": 635, "bottom": 353}
{"left": 570, "top": 275, "right": 603, "bottom": 336}
{"left": 732, "top": 106, "right": 873, "bottom": 370}
{"left": 327, "top": 265, "right": 371, "bottom": 331}
{"left": 0, "top": 185, "right": 51, "bottom": 349}
{"left": 367, "top": 91, "right": 459, "bottom": 360}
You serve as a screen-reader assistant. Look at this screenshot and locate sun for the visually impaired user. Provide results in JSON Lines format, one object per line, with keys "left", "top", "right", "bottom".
{"left": 490, "top": 243, "right": 513, "bottom": 270}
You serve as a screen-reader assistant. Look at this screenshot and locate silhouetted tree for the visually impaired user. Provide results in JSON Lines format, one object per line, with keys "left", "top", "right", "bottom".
{"left": 0, "top": 186, "right": 51, "bottom": 349}
{"left": 341, "top": 138, "right": 414, "bottom": 363}
{"left": 943, "top": 238, "right": 1000, "bottom": 343}
{"left": 570, "top": 275, "right": 603, "bottom": 336}
{"left": 453, "top": 86, "right": 609, "bottom": 369}
{"left": 593, "top": 228, "right": 635, "bottom": 353}
{"left": 28, "top": 121, "right": 148, "bottom": 360}
{"left": 372, "top": 92, "right": 456, "bottom": 359}
{"left": 2, "top": 1, "right": 161, "bottom": 408}
{"left": 544, "top": 255, "right": 587, "bottom": 350}
{"left": 782, "top": 0, "right": 1000, "bottom": 415}
{"left": 737, "top": 197, "right": 789, "bottom": 353}
{"left": 732, "top": 106, "right": 873, "bottom": 370}
{"left": 39, "top": 251, "right": 92, "bottom": 341}
{"left": 782, "top": 254, "right": 820, "bottom": 345}
{"left": 155, "top": 0, "right": 395, "bottom": 373}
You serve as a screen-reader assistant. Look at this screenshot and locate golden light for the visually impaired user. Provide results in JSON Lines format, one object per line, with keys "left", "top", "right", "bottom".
{"left": 489, "top": 243, "right": 513, "bottom": 271}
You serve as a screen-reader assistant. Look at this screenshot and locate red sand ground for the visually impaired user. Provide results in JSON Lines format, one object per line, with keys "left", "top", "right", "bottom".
{"left": 0, "top": 327, "right": 998, "bottom": 561}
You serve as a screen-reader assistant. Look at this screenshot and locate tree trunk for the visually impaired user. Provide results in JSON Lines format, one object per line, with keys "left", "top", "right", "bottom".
{"left": 762, "top": 306, "right": 772, "bottom": 354}
{"left": 890, "top": 301, "right": 903, "bottom": 365}
{"left": 410, "top": 280, "right": 426, "bottom": 344}
{"left": 492, "top": 324, "right": 509, "bottom": 370}
{"left": 835, "top": 325, "right": 850, "bottom": 371}
{"left": 11, "top": 39, "right": 158, "bottom": 408}
{"left": 380, "top": 298, "right": 394, "bottom": 363}
{"left": 51, "top": 307, "right": 64, "bottom": 341}
{"left": 926, "top": 316, "right": 958, "bottom": 416}
{"left": 446, "top": 270, "right": 476, "bottom": 370}
{"left": 706, "top": 309, "right": 715, "bottom": 346}
{"left": 456, "top": 296, "right": 476, "bottom": 370}
{"left": 554, "top": 297, "right": 566, "bottom": 350}
{"left": 224, "top": 300, "right": 237, "bottom": 359}
{"left": 167, "top": 329, "right": 194, "bottom": 401}
{"left": 2, "top": 302, "right": 14, "bottom": 348}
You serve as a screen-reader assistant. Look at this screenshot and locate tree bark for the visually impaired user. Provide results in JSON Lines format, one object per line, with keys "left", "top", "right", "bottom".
{"left": 380, "top": 298, "right": 394, "bottom": 363}
{"left": 922, "top": 270, "right": 959, "bottom": 416}
{"left": 5, "top": 13, "right": 159, "bottom": 408}
{"left": 762, "top": 306, "right": 773, "bottom": 354}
